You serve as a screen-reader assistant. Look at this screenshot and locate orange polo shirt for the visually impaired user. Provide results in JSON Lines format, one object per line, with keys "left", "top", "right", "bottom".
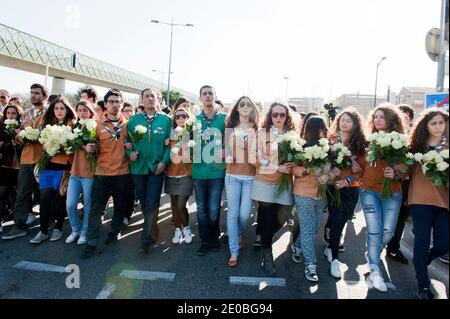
{"left": 95, "top": 115, "right": 129, "bottom": 176}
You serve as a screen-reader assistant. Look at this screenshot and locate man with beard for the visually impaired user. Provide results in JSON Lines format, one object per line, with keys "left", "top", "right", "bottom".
{"left": 3, "top": 84, "right": 48, "bottom": 240}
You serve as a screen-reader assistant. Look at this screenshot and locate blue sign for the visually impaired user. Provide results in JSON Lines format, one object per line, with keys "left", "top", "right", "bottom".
{"left": 425, "top": 93, "right": 449, "bottom": 109}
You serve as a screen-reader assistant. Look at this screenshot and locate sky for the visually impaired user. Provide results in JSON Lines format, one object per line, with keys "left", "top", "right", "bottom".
{"left": 0, "top": 0, "right": 446, "bottom": 103}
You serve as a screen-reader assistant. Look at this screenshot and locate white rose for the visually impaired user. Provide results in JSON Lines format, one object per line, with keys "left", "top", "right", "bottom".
{"left": 424, "top": 151, "right": 437, "bottom": 162}
{"left": 436, "top": 161, "right": 449, "bottom": 172}
{"left": 391, "top": 140, "right": 402, "bottom": 150}
{"left": 319, "top": 138, "right": 329, "bottom": 147}
{"left": 440, "top": 149, "right": 449, "bottom": 159}
{"left": 413, "top": 153, "right": 424, "bottom": 162}
{"left": 171, "top": 147, "right": 180, "bottom": 154}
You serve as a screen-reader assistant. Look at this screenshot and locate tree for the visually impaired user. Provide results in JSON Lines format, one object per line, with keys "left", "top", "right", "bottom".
{"left": 162, "top": 90, "right": 182, "bottom": 108}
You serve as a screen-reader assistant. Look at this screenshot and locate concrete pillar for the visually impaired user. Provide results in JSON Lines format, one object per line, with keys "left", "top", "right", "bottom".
{"left": 52, "top": 77, "right": 66, "bottom": 95}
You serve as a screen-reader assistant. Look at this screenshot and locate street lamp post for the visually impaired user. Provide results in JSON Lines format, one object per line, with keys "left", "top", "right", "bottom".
{"left": 152, "top": 69, "right": 173, "bottom": 91}
{"left": 373, "top": 56, "right": 387, "bottom": 108}
{"left": 284, "top": 76, "right": 290, "bottom": 103}
{"left": 151, "top": 18, "right": 193, "bottom": 108}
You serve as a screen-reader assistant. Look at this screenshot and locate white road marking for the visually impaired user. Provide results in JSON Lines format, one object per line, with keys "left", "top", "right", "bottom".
{"left": 120, "top": 270, "right": 176, "bottom": 281}
{"left": 14, "top": 261, "right": 68, "bottom": 273}
{"left": 230, "top": 276, "right": 286, "bottom": 287}
{"left": 96, "top": 283, "right": 117, "bottom": 299}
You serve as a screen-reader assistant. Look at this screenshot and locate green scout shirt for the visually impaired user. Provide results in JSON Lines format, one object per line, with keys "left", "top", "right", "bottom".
{"left": 126, "top": 112, "right": 172, "bottom": 175}
{"left": 191, "top": 112, "right": 227, "bottom": 180}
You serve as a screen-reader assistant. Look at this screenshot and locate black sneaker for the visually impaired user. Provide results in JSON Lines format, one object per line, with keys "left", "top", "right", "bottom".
{"left": 416, "top": 288, "right": 435, "bottom": 299}
{"left": 197, "top": 243, "right": 210, "bottom": 256}
{"left": 252, "top": 235, "right": 262, "bottom": 248}
{"left": 2, "top": 227, "right": 27, "bottom": 240}
{"left": 105, "top": 233, "right": 118, "bottom": 245}
{"left": 387, "top": 250, "right": 409, "bottom": 265}
{"left": 84, "top": 245, "right": 99, "bottom": 258}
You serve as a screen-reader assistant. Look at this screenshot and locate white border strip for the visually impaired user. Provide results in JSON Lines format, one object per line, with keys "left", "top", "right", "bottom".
{"left": 230, "top": 276, "right": 286, "bottom": 287}
{"left": 120, "top": 270, "right": 176, "bottom": 281}
{"left": 14, "top": 261, "right": 67, "bottom": 273}
{"left": 96, "top": 283, "right": 117, "bottom": 299}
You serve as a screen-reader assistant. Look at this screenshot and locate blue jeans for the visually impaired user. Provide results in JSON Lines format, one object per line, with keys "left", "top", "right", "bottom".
{"left": 225, "top": 175, "right": 254, "bottom": 257}
{"left": 410, "top": 204, "right": 449, "bottom": 290}
{"left": 66, "top": 176, "right": 93, "bottom": 237}
{"left": 133, "top": 173, "right": 165, "bottom": 247}
{"left": 193, "top": 178, "right": 224, "bottom": 245}
{"left": 360, "top": 189, "right": 402, "bottom": 268}
{"left": 294, "top": 195, "right": 325, "bottom": 266}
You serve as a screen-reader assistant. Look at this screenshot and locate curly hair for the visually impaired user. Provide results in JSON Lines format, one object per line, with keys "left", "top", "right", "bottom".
{"left": 329, "top": 107, "right": 367, "bottom": 156}
{"left": 409, "top": 107, "right": 449, "bottom": 153}
{"left": 367, "top": 103, "right": 405, "bottom": 134}
{"left": 225, "top": 96, "right": 259, "bottom": 130}
{"left": 261, "top": 102, "right": 296, "bottom": 132}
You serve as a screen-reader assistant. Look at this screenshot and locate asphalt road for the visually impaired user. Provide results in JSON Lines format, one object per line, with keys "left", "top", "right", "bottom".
{"left": 0, "top": 193, "right": 448, "bottom": 300}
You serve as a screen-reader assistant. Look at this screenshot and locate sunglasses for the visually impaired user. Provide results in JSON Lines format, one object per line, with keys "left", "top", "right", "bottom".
{"left": 175, "top": 114, "right": 188, "bottom": 120}
{"left": 272, "top": 112, "right": 286, "bottom": 119}
{"left": 239, "top": 101, "right": 251, "bottom": 108}
{"left": 0, "top": 96, "right": 6, "bottom": 99}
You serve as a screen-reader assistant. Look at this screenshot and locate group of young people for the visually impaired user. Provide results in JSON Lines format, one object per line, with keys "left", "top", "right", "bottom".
{"left": 0, "top": 84, "right": 448, "bottom": 299}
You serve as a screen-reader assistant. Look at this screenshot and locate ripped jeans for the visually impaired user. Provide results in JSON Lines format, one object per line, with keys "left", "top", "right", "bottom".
{"left": 360, "top": 188, "right": 402, "bottom": 270}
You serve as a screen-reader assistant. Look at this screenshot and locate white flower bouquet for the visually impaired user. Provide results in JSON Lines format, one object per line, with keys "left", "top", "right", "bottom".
{"left": 411, "top": 149, "right": 449, "bottom": 188}
{"left": 366, "top": 131, "right": 413, "bottom": 198}
{"left": 330, "top": 142, "right": 352, "bottom": 206}
{"left": 302, "top": 138, "right": 330, "bottom": 201}
{"left": 275, "top": 130, "right": 306, "bottom": 196}
{"left": 68, "top": 119, "right": 98, "bottom": 172}
{"left": 18, "top": 127, "right": 40, "bottom": 143}
{"left": 35, "top": 125, "right": 79, "bottom": 173}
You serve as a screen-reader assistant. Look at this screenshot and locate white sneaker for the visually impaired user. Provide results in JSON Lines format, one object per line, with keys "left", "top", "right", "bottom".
{"left": 26, "top": 213, "right": 36, "bottom": 225}
{"left": 324, "top": 247, "right": 332, "bottom": 263}
{"left": 65, "top": 232, "right": 80, "bottom": 244}
{"left": 50, "top": 229, "right": 63, "bottom": 242}
{"left": 369, "top": 270, "right": 388, "bottom": 292}
{"left": 30, "top": 231, "right": 49, "bottom": 244}
{"left": 183, "top": 226, "right": 193, "bottom": 244}
{"left": 172, "top": 228, "right": 182, "bottom": 244}
{"left": 77, "top": 235, "right": 87, "bottom": 245}
{"left": 330, "top": 259, "right": 342, "bottom": 279}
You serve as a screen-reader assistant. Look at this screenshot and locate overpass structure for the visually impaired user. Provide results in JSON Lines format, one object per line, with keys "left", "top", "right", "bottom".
{"left": 0, "top": 22, "right": 198, "bottom": 102}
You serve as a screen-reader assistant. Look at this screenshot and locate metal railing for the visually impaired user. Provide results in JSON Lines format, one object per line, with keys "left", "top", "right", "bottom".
{"left": 0, "top": 23, "right": 198, "bottom": 101}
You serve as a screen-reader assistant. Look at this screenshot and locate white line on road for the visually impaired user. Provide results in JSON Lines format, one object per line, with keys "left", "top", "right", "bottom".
{"left": 230, "top": 276, "right": 286, "bottom": 287}
{"left": 14, "top": 261, "right": 68, "bottom": 273}
{"left": 96, "top": 283, "right": 117, "bottom": 299}
{"left": 120, "top": 270, "right": 176, "bottom": 281}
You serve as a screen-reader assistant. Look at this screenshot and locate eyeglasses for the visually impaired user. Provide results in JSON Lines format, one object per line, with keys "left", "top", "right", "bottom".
{"left": 175, "top": 114, "right": 188, "bottom": 120}
{"left": 239, "top": 101, "right": 251, "bottom": 108}
{"left": 272, "top": 112, "right": 286, "bottom": 119}
{"left": 0, "top": 96, "right": 6, "bottom": 99}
